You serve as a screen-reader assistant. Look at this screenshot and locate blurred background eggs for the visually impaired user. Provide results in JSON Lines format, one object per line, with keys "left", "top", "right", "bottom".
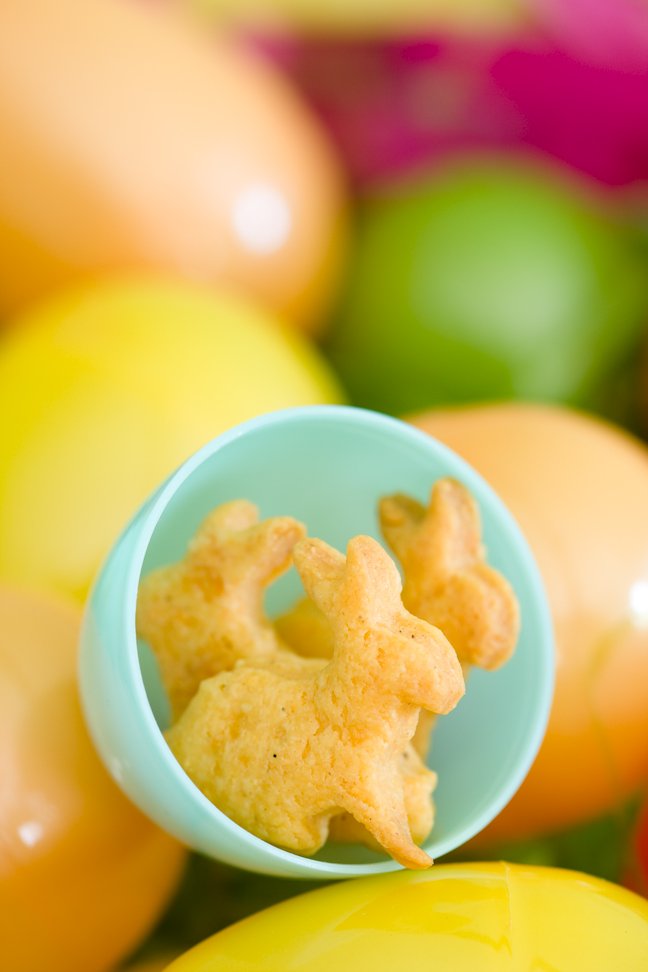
{"left": 411, "top": 403, "right": 648, "bottom": 841}
{"left": 327, "top": 156, "right": 647, "bottom": 415}
{"left": 2, "top": 0, "right": 648, "bottom": 966}
{"left": 0, "top": 279, "right": 343, "bottom": 602}
{"left": 0, "top": 585, "right": 185, "bottom": 972}
{"left": 0, "top": 0, "right": 347, "bottom": 334}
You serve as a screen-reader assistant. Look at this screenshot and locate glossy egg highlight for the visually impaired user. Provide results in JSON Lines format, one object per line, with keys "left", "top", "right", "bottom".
{"left": 0, "top": 0, "right": 346, "bottom": 333}
{"left": 164, "top": 863, "right": 648, "bottom": 971}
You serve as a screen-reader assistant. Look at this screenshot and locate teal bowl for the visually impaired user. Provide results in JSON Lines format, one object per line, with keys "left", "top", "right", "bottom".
{"left": 79, "top": 405, "right": 553, "bottom": 878}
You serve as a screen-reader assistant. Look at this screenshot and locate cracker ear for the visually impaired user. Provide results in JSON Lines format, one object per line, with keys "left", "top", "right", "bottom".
{"left": 190, "top": 500, "right": 260, "bottom": 553}
{"left": 379, "top": 494, "right": 425, "bottom": 562}
{"left": 245, "top": 517, "right": 306, "bottom": 583}
{"left": 427, "top": 479, "right": 483, "bottom": 573}
{"left": 294, "top": 538, "right": 345, "bottom": 619}
{"left": 343, "top": 536, "right": 403, "bottom": 622}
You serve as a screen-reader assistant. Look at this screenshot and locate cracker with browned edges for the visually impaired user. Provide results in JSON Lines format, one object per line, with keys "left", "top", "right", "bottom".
{"left": 166, "top": 536, "right": 465, "bottom": 869}
{"left": 137, "top": 500, "right": 320, "bottom": 719}
{"left": 276, "top": 477, "right": 520, "bottom": 843}
{"left": 381, "top": 478, "right": 520, "bottom": 759}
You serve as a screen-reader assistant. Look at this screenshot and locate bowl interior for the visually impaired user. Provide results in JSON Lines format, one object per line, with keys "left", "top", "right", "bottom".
{"left": 137, "top": 407, "right": 552, "bottom": 867}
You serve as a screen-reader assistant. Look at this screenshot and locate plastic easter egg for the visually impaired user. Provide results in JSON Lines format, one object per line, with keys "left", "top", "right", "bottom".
{"left": 0, "top": 279, "right": 343, "bottom": 602}
{"left": 164, "top": 863, "right": 648, "bottom": 971}
{"left": 410, "top": 403, "right": 648, "bottom": 840}
{"left": 0, "top": 0, "right": 346, "bottom": 334}
{"left": 327, "top": 156, "right": 647, "bottom": 415}
{"left": 79, "top": 405, "right": 552, "bottom": 878}
{"left": 0, "top": 586, "right": 185, "bottom": 972}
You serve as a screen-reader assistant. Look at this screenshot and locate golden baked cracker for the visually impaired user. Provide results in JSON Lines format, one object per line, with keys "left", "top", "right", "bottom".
{"left": 273, "top": 588, "right": 435, "bottom": 849}
{"left": 381, "top": 478, "right": 520, "bottom": 759}
{"left": 136, "top": 499, "right": 314, "bottom": 719}
{"left": 166, "top": 535, "right": 465, "bottom": 869}
{"left": 277, "top": 481, "right": 519, "bottom": 671}
{"left": 380, "top": 478, "right": 519, "bottom": 671}
{"left": 276, "top": 478, "right": 519, "bottom": 770}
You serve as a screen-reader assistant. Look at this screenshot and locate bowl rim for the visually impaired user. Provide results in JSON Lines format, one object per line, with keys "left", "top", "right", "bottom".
{"left": 98, "top": 404, "right": 554, "bottom": 877}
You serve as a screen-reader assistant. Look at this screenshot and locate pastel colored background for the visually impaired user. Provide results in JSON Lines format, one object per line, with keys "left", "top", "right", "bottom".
{"left": 2, "top": 0, "right": 648, "bottom": 969}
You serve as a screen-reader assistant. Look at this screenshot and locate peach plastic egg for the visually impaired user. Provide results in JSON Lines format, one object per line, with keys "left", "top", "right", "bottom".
{"left": 411, "top": 403, "right": 648, "bottom": 841}
{"left": 0, "top": 0, "right": 346, "bottom": 333}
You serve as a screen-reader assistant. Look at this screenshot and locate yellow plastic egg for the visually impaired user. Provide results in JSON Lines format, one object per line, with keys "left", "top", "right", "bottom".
{"left": 411, "top": 403, "right": 648, "bottom": 841}
{"left": 0, "top": 0, "right": 347, "bottom": 333}
{"left": 164, "top": 863, "right": 648, "bottom": 971}
{"left": 0, "top": 279, "right": 343, "bottom": 601}
{"left": 0, "top": 585, "right": 185, "bottom": 972}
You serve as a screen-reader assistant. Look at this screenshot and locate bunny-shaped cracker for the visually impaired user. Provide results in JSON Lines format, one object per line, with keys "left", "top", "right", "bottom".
{"left": 380, "top": 478, "right": 519, "bottom": 672}
{"left": 380, "top": 478, "right": 519, "bottom": 759}
{"left": 137, "top": 500, "right": 319, "bottom": 719}
{"left": 166, "top": 535, "right": 465, "bottom": 868}
{"left": 275, "top": 478, "right": 519, "bottom": 832}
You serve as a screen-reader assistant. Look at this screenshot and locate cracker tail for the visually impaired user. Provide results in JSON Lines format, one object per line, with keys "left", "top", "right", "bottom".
{"left": 364, "top": 820, "right": 434, "bottom": 871}
{"left": 392, "top": 843, "right": 434, "bottom": 870}
{"left": 341, "top": 783, "right": 435, "bottom": 872}
{"left": 372, "top": 817, "right": 434, "bottom": 870}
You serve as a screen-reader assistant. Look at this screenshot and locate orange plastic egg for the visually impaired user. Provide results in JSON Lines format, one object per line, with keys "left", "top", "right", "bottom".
{"left": 410, "top": 403, "right": 648, "bottom": 841}
{"left": 0, "top": 586, "right": 185, "bottom": 972}
{"left": 0, "top": 0, "right": 346, "bottom": 333}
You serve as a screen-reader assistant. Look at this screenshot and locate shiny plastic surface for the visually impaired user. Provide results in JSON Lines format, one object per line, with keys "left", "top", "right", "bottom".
{"left": 413, "top": 403, "right": 648, "bottom": 840}
{"left": 164, "top": 862, "right": 648, "bottom": 971}
{"left": 79, "top": 405, "right": 553, "bottom": 877}
{"left": 0, "top": 586, "right": 185, "bottom": 972}
{"left": 328, "top": 157, "right": 646, "bottom": 414}
{"left": 0, "top": 0, "right": 346, "bottom": 332}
